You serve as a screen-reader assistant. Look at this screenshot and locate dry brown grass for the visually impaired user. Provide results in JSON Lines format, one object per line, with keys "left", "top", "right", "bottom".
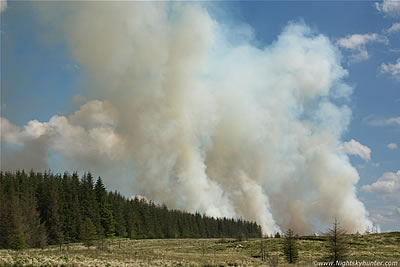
{"left": 0, "top": 232, "right": 399, "bottom": 266}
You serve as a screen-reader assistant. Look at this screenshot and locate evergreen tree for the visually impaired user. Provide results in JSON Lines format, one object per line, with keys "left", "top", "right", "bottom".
{"left": 6, "top": 182, "right": 26, "bottom": 250}
{"left": 47, "top": 183, "right": 64, "bottom": 246}
{"left": 62, "top": 172, "right": 81, "bottom": 243}
{"left": 283, "top": 228, "right": 298, "bottom": 264}
{"left": 80, "top": 216, "right": 98, "bottom": 247}
{"left": 80, "top": 173, "right": 102, "bottom": 238}
{"left": 125, "top": 200, "right": 139, "bottom": 238}
{"left": 110, "top": 191, "right": 127, "bottom": 237}
{"left": 95, "top": 177, "right": 115, "bottom": 237}
{"left": 195, "top": 212, "right": 206, "bottom": 237}
{"left": 324, "top": 218, "right": 349, "bottom": 267}
{"left": 164, "top": 206, "right": 178, "bottom": 238}
{"left": 131, "top": 197, "right": 148, "bottom": 238}
{"left": 0, "top": 170, "right": 262, "bottom": 248}
{"left": 0, "top": 172, "right": 8, "bottom": 248}
{"left": 20, "top": 187, "right": 47, "bottom": 248}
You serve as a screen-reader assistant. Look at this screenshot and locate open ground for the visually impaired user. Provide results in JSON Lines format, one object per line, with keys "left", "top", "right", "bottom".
{"left": 0, "top": 232, "right": 399, "bottom": 266}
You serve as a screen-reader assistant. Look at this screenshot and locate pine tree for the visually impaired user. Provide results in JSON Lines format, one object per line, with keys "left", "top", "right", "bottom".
{"left": 47, "top": 183, "right": 64, "bottom": 246}
{"left": 6, "top": 182, "right": 26, "bottom": 250}
{"left": 20, "top": 187, "right": 47, "bottom": 248}
{"left": 150, "top": 201, "right": 163, "bottom": 238}
{"left": 195, "top": 212, "right": 206, "bottom": 237}
{"left": 134, "top": 197, "right": 149, "bottom": 238}
{"left": 283, "top": 228, "right": 298, "bottom": 264}
{"left": 110, "top": 191, "right": 127, "bottom": 237}
{"left": 62, "top": 172, "right": 81, "bottom": 243}
{"left": 80, "top": 216, "right": 98, "bottom": 247}
{"left": 95, "top": 177, "right": 115, "bottom": 237}
{"left": 125, "top": 200, "right": 139, "bottom": 238}
{"left": 141, "top": 199, "right": 155, "bottom": 238}
{"left": 164, "top": 206, "right": 178, "bottom": 238}
{"left": 0, "top": 172, "right": 8, "bottom": 248}
{"left": 324, "top": 218, "right": 349, "bottom": 267}
{"left": 0, "top": 170, "right": 263, "bottom": 248}
{"left": 80, "top": 173, "right": 102, "bottom": 238}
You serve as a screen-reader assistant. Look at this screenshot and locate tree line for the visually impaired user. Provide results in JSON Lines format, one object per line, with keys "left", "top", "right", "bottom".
{"left": 0, "top": 170, "right": 262, "bottom": 250}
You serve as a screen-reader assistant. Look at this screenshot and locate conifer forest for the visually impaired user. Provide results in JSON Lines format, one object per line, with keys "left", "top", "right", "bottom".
{"left": 0, "top": 170, "right": 262, "bottom": 250}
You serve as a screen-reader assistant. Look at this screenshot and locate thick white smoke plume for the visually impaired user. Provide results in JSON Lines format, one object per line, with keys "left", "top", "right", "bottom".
{"left": 1, "top": 2, "right": 373, "bottom": 234}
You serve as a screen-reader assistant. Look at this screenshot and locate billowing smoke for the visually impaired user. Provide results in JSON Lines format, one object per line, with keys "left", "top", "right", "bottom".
{"left": 0, "top": 2, "right": 373, "bottom": 234}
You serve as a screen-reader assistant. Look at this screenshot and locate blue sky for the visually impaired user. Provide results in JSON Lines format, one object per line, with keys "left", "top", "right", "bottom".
{"left": 1, "top": 1, "right": 399, "bottom": 232}
{"left": 230, "top": 0, "right": 400, "bottom": 232}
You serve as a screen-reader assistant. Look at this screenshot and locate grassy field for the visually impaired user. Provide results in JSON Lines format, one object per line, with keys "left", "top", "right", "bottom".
{"left": 0, "top": 232, "right": 399, "bottom": 266}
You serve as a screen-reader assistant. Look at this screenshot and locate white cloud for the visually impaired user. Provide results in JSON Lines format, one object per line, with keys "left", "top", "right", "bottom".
{"left": 387, "top": 143, "right": 398, "bottom": 150}
{"left": 340, "top": 139, "right": 371, "bottom": 161}
{"left": 385, "top": 23, "right": 400, "bottom": 34}
{"left": 376, "top": 0, "right": 400, "bottom": 17}
{"left": 337, "top": 34, "right": 386, "bottom": 49}
{"left": 386, "top": 117, "right": 400, "bottom": 125}
{"left": 367, "top": 116, "right": 400, "bottom": 126}
{"left": 1, "top": 100, "right": 125, "bottom": 166}
{"left": 0, "top": 0, "right": 6, "bottom": 13}
{"left": 380, "top": 58, "right": 400, "bottom": 81}
{"left": 362, "top": 170, "right": 400, "bottom": 195}
{"left": 0, "top": 117, "right": 23, "bottom": 144}
{"left": 336, "top": 33, "right": 388, "bottom": 62}
{"left": 370, "top": 210, "right": 398, "bottom": 225}
{"left": 368, "top": 206, "right": 400, "bottom": 232}
{"left": 371, "top": 213, "right": 392, "bottom": 225}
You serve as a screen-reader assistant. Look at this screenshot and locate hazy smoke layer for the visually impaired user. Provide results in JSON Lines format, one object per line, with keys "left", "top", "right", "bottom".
{"left": 1, "top": 2, "right": 373, "bottom": 234}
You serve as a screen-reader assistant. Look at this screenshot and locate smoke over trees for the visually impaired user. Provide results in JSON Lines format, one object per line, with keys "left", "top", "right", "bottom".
{"left": 0, "top": 170, "right": 261, "bottom": 249}
{"left": 0, "top": 1, "right": 373, "bottom": 234}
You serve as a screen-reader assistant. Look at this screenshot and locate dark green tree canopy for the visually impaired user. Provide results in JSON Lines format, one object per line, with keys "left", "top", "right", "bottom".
{"left": 0, "top": 170, "right": 262, "bottom": 250}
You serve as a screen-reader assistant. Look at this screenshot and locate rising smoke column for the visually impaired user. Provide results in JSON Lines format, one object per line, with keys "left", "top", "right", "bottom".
{"left": 0, "top": 1, "right": 373, "bottom": 234}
